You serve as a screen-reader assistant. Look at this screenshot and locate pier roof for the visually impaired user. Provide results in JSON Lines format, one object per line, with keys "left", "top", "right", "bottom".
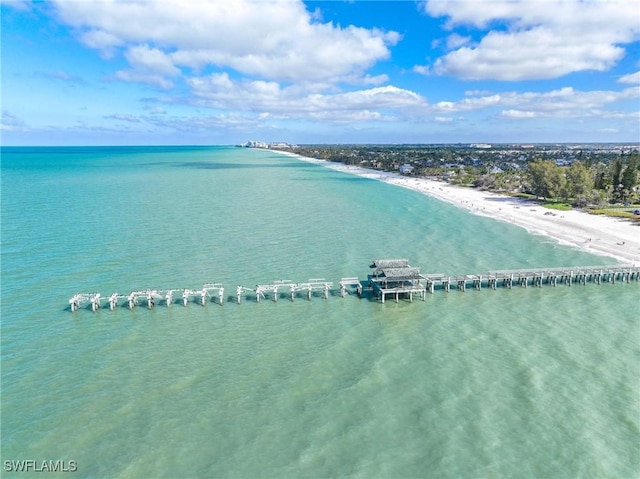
{"left": 370, "top": 259, "right": 422, "bottom": 281}
{"left": 375, "top": 267, "right": 422, "bottom": 280}
{"left": 371, "top": 259, "right": 410, "bottom": 269}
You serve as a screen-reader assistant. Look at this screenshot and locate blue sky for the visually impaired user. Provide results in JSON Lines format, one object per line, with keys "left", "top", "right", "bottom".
{"left": 1, "top": 0, "right": 639, "bottom": 145}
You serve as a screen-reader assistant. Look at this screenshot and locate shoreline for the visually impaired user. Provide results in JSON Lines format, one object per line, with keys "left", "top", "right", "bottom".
{"left": 274, "top": 150, "right": 640, "bottom": 264}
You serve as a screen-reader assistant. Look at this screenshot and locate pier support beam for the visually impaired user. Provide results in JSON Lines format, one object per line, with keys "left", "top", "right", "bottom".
{"left": 236, "top": 286, "right": 243, "bottom": 304}
{"left": 109, "top": 293, "right": 118, "bottom": 310}
{"left": 91, "top": 294, "right": 100, "bottom": 312}
{"left": 69, "top": 295, "right": 80, "bottom": 312}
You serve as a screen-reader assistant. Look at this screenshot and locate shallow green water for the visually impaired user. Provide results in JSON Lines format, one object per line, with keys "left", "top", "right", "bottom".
{"left": 1, "top": 146, "right": 638, "bottom": 478}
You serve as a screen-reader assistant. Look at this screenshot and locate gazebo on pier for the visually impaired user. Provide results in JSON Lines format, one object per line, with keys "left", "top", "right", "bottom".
{"left": 368, "top": 259, "right": 428, "bottom": 303}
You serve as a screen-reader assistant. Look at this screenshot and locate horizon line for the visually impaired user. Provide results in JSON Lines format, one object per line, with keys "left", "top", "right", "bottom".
{"left": 2, "top": 142, "right": 640, "bottom": 148}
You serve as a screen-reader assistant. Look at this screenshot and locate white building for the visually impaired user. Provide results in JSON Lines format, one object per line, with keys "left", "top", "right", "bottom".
{"left": 399, "top": 164, "right": 414, "bottom": 174}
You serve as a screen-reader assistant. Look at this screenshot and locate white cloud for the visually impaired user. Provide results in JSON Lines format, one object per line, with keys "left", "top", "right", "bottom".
{"left": 54, "top": 0, "right": 399, "bottom": 85}
{"left": 114, "top": 44, "right": 181, "bottom": 88}
{"left": 81, "top": 30, "right": 123, "bottom": 57}
{"left": 413, "top": 65, "right": 430, "bottom": 76}
{"left": 619, "top": 71, "right": 640, "bottom": 85}
{"left": 501, "top": 110, "right": 536, "bottom": 119}
{"left": 433, "top": 86, "right": 640, "bottom": 120}
{"left": 337, "top": 86, "right": 425, "bottom": 111}
{"left": 434, "top": 27, "right": 625, "bottom": 81}
{"left": 446, "top": 33, "right": 470, "bottom": 49}
{"left": 115, "top": 71, "right": 174, "bottom": 89}
{"left": 359, "top": 74, "right": 390, "bottom": 86}
{"left": 125, "top": 45, "right": 180, "bottom": 77}
{"left": 464, "top": 90, "right": 492, "bottom": 97}
{"left": 424, "top": 0, "right": 640, "bottom": 80}
{"left": 186, "top": 73, "right": 427, "bottom": 122}
{"left": 435, "top": 94, "right": 502, "bottom": 112}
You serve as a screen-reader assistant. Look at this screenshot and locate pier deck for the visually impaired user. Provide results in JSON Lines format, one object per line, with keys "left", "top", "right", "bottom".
{"left": 249, "top": 279, "right": 334, "bottom": 302}
{"left": 68, "top": 261, "right": 639, "bottom": 312}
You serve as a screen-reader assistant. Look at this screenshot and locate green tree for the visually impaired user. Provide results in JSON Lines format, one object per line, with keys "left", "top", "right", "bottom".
{"left": 621, "top": 152, "right": 639, "bottom": 191}
{"left": 610, "top": 157, "right": 624, "bottom": 189}
{"left": 565, "top": 161, "right": 593, "bottom": 202}
{"left": 528, "top": 159, "right": 565, "bottom": 199}
{"left": 593, "top": 163, "right": 610, "bottom": 191}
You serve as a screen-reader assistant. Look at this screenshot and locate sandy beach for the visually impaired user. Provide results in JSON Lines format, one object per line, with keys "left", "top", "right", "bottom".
{"left": 277, "top": 150, "right": 640, "bottom": 264}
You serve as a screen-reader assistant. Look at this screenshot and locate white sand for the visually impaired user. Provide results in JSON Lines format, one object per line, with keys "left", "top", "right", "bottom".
{"left": 276, "top": 150, "right": 640, "bottom": 264}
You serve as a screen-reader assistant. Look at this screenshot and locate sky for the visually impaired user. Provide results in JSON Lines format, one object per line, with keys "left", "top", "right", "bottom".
{"left": 1, "top": 0, "right": 639, "bottom": 146}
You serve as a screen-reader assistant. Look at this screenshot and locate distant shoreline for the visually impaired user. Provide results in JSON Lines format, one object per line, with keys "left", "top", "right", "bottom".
{"left": 273, "top": 149, "right": 640, "bottom": 264}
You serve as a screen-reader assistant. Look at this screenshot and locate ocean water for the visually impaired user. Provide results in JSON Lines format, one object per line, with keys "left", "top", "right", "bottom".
{"left": 1, "top": 146, "right": 638, "bottom": 478}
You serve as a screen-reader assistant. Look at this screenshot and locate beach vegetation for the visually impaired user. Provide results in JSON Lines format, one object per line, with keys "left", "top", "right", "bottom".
{"left": 589, "top": 207, "right": 640, "bottom": 221}
{"left": 541, "top": 200, "right": 573, "bottom": 211}
{"left": 271, "top": 143, "right": 639, "bottom": 218}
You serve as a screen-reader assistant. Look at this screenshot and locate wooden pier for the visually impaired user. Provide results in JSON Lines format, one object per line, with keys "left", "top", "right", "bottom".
{"left": 68, "top": 261, "right": 639, "bottom": 312}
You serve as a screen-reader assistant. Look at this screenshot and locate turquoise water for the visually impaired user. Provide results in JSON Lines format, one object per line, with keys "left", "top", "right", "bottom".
{"left": 1, "top": 146, "right": 638, "bottom": 478}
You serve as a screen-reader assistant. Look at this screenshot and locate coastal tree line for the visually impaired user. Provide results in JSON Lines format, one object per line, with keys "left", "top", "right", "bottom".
{"left": 282, "top": 145, "right": 639, "bottom": 208}
{"left": 526, "top": 155, "right": 639, "bottom": 206}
